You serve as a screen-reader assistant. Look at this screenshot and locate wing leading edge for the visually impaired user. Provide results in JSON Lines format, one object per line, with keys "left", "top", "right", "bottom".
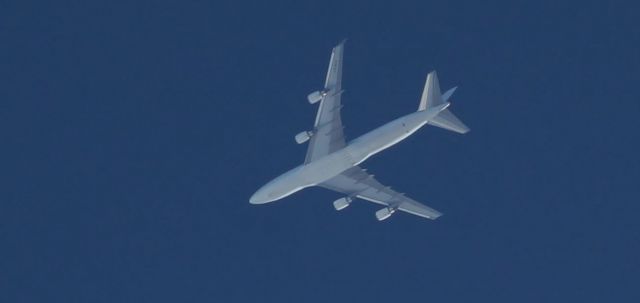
{"left": 319, "top": 167, "right": 443, "bottom": 220}
{"left": 304, "top": 41, "right": 347, "bottom": 163}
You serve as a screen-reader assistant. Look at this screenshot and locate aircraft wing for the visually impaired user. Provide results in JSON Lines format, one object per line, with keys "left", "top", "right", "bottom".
{"left": 305, "top": 41, "right": 347, "bottom": 163}
{"left": 319, "top": 166, "right": 443, "bottom": 220}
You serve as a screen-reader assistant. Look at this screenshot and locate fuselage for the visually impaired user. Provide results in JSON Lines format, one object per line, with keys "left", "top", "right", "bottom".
{"left": 249, "top": 104, "right": 448, "bottom": 204}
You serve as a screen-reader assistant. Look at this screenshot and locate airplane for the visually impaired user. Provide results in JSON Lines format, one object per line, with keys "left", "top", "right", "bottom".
{"left": 250, "top": 41, "right": 469, "bottom": 221}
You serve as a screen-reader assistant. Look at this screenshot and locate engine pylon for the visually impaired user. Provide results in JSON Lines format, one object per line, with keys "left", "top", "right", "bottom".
{"left": 375, "top": 207, "right": 396, "bottom": 221}
{"left": 307, "top": 90, "right": 326, "bottom": 104}
{"left": 333, "top": 197, "right": 353, "bottom": 211}
{"left": 295, "top": 131, "right": 313, "bottom": 144}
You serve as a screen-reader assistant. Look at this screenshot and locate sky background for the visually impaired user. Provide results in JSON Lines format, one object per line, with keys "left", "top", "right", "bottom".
{"left": 1, "top": 0, "right": 639, "bottom": 302}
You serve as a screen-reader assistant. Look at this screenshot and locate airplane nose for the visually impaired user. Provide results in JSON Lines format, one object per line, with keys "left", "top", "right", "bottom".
{"left": 249, "top": 193, "right": 259, "bottom": 204}
{"left": 249, "top": 192, "right": 259, "bottom": 204}
{"left": 249, "top": 188, "right": 269, "bottom": 204}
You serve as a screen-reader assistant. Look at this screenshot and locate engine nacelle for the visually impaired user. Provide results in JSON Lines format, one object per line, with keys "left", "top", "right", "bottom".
{"left": 295, "top": 131, "right": 313, "bottom": 144}
{"left": 375, "top": 207, "right": 396, "bottom": 221}
{"left": 333, "top": 197, "right": 353, "bottom": 211}
{"left": 307, "top": 90, "right": 327, "bottom": 104}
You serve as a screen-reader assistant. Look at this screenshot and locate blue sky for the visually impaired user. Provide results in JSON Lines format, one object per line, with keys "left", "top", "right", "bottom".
{"left": 1, "top": 1, "right": 639, "bottom": 302}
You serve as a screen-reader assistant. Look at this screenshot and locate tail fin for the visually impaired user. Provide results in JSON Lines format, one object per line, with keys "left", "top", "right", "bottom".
{"left": 418, "top": 71, "right": 470, "bottom": 134}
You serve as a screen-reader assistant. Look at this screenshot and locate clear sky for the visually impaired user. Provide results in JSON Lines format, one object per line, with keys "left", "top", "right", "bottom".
{"left": 1, "top": 1, "right": 639, "bottom": 302}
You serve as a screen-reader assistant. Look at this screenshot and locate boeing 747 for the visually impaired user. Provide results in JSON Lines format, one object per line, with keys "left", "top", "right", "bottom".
{"left": 250, "top": 41, "right": 469, "bottom": 221}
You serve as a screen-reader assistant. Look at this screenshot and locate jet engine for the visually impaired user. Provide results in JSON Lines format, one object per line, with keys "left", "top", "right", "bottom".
{"left": 375, "top": 207, "right": 396, "bottom": 221}
{"left": 333, "top": 197, "right": 353, "bottom": 211}
{"left": 295, "top": 131, "right": 314, "bottom": 144}
{"left": 307, "top": 90, "right": 328, "bottom": 104}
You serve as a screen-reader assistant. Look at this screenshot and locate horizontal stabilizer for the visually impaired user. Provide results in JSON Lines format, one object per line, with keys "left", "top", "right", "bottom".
{"left": 428, "top": 108, "right": 469, "bottom": 134}
{"left": 441, "top": 86, "right": 457, "bottom": 102}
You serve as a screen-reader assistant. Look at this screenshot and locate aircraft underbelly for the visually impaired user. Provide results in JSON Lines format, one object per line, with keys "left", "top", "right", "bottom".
{"left": 300, "top": 149, "right": 356, "bottom": 185}
{"left": 263, "top": 113, "right": 434, "bottom": 202}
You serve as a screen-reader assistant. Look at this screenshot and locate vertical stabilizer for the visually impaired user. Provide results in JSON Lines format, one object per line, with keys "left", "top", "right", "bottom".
{"left": 418, "top": 71, "right": 443, "bottom": 111}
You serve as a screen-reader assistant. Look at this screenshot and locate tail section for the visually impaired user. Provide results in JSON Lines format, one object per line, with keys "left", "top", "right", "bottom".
{"left": 418, "top": 71, "right": 470, "bottom": 134}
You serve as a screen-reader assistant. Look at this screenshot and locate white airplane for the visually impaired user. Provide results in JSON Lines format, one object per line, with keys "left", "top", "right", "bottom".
{"left": 250, "top": 41, "right": 469, "bottom": 221}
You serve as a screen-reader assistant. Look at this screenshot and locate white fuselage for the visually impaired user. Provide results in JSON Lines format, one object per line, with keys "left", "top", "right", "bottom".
{"left": 249, "top": 105, "right": 447, "bottom": 204}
